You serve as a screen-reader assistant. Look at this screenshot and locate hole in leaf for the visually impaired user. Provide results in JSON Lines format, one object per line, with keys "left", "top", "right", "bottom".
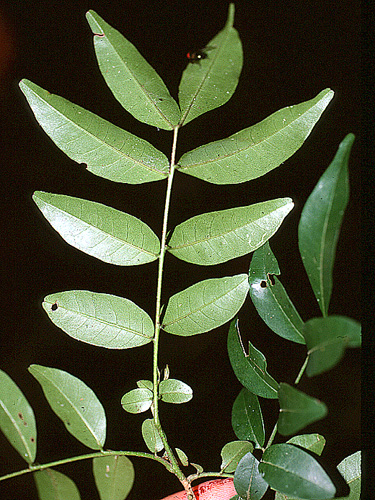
{"left": 30, "top": 437, "right": 35, "bottom": 443}
{"left": 51, "top": 302, "right": 58, "bottom": 311}
{"left": 260, "top": 280, "right": 267, "bottom": 288}
{"left": 268, "top": 273, "right": 275, "bottom": 285}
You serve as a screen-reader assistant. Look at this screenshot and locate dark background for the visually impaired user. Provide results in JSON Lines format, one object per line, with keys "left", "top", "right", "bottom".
{"left": 0, "top": 1, "right": 360, "bottom": 499}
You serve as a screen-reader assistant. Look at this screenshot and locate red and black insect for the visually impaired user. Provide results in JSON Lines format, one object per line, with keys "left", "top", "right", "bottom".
{"left": 187, "top": 49, "right": 209, "bottom": 64}
{"left": 187, "top": 46, "right": 215, "bottom": 64}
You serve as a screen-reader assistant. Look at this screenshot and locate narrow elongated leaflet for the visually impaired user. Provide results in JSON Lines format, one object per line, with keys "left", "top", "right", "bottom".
{"left": 33, "top": 192, "right": 160, "bottom": 266}
{"left": 231, "top": 387, "right": 265, "bottom": 448}
{"left": 0, "top": 370, "right": 37, "bottom": 464}
{"left": 249, "top": 242, "right": 305, "bottom": 344}
{"left": 168, "top": 198, "right": 293, "bottom": 265}
{"left": 298, "top": 134, "right": 354, "bottom": 316}
{"left": 43, "top": 290, "right": 154, "bottom": 349}
{"left": 29, "top": 364, "right": 106, "bottom": 450}
{"left": 162, "top": 274, "right": 249, "bottom": 336}
{"left": 178, "top": 89, "right": 334, "bottom": 184}
{"left": 228, "top": 319, "right": 279, "bottom": 399}
{"left": 178, "top": 4, "right": 243, "bottom": 126}
{"left": 86, "top": 11, "right": 181, "bottom": 130}
{"left": 19, "top": 80, "right": 169, "bottom": 184}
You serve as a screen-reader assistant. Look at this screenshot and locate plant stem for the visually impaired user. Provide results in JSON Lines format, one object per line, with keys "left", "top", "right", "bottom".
{"left": 0, "top": 450, "right": 175, "bottom": 483}
{"left": 152, "top": 126, "right": 186, "bottom": 483}
{"left": 294, "top": 355, "right": 309, "bottom": 385}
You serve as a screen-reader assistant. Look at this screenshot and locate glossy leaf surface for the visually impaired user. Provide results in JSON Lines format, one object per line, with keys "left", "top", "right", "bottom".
{"left": 234, "top": 452, "right": 269, "bottom": 500}
{"left": 141, "top": 418, "right": 164, "bottom": 453}
{"left": 162, "top": 274, "right": 249, "bottom": 336}
{"left": 178, "top": 89, "right": 334, "bottom": 184}
{"left": 179, "top": 4, "right": 242, "bottom": 126}
{"left": 298, "top": 134, "right": 354, "bottom": 316}
{"left": 304, "top": 315, "right": 361, "bottom": 377}
{"left": 29, "top": 365, "right": 106, "bottom": 450}
{"left": 93, "top": 455, "right": 134, "bottom": 500}
{"left": 260, "top": 444, "right": 336, "bottom": 499}
{"left": 34, "top": 469, "right": 81, "bottom": 500}
{"left": 336, "top": 451, "right": 361, "bottom": 500}
{"left": 277, "top": 383, "right": 327, "bottom": 435}
{"left": 86, "top": 11, "right": 181, "bottom": 130}
{"left": 19, "top": 80, "right": 169, "bottom": 184}
{"left": 220, "top": 441, "right": 254, "bottom": 473}
{"left": 121, "top": 388, "right": 153, "bottom": 414}
{"left": 159, "top": 379, "right": 193, "bottom": 404}
{"left": 168, "top": 199, "right": 293, "bottom": 266}
{"left": 43, "top": 290, "right": 154, "bottom": 349}
{"left": 287, "top": 434, "right": 326, "bottom": 456}
{"left": 231, "top": 387, "right": 265, "bottom": 448}
{"left": 249, "top": 242, "right": 305, "bottom": 344}
{"left": 0, "top": 369, "right": 36, "bottom": 464}
{"left": 228, "top": 320, "right": 279, "bottom": 399}
{"left": 33, "top": 192, "right": 160, "bottom": 266}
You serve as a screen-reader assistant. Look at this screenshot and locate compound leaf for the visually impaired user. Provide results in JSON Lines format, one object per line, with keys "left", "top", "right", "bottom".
{"left": 179, "top": 4, "right": 242, "bottom": 126}
{"left": 86, "top": 11, "right": 181, "bottom": 130}
{"left": 33, "top": 192, "right": 160, "bottom": 266}
{"left": 168, "top": 199, "right": 293, "bottom": 266}
{"left": 0, "top": 369, "right": 37, "bottom": 464}
{"left": 178, "top": 89, "right": 334, "bottom": 184}
{"left": 29, "top": 365, "right": 106, "bottom": 450}
{"left": 298, "top": 134, "right": 354, "bottom": 316}
{"left": 93, "top": 455, "right": 135, "bottom": 500}
{"left": 277, "top": 383, "right": 327, "bottom": 436}
{"left": 34, "top": 469, "right": 81, "bottom": 500}
{"left": 228, "top": 319, "right": 278, "bottom": 399}
{"left": 19, "top": 80, "right": 169, "bottom": 184}
{"left": 162, "top": 274, "right": 249, "bottom": 336}
{"left": 43, "top": 290, "right": 154, "bottom": 349}
{"left": 249, "top": 242, "right": 305, "bottom": 344}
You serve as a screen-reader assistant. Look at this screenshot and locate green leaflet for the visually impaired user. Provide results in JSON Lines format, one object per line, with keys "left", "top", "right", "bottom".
{"left": 286, "top": 434, "right": 326, "bottom": 456}
{"left": 121, "top": 388, "right": 153, "bottom": 414}
{"left": 234, "top": 452, "right": 269, "bottom": 500}
{"left": 177, "top": 89, "right": 334, "bottom": 184}
{"left": 43, "top": 290, "right": 154, "bottom": 349}
{"left": 93, "top": 455, "right": 135, "bottom": 500}
{"left": 19, "top": 80, "right": 169, "bottom": 184}
{"left": 33, "top": 191, "right": 160, "bottom": 266}
{"left": 249, "top": 242, "right": 305, "bottom": 344}
{"left": 0, "top": 370, "right": 37, "bottom": 464}
{"left": 231, "top": 388, "right": 265, "bottom": 449}
{"left": 29, "top": 365, "right": 106, "bottom": 450}
{"left": 86, "top": 11, "right": 181, "bottom": 130}
{"left": 168, "top": 198, "right": 293, "bottom": 266}
{"left": 277, "top": 383, "right": 327, "bottom": 436}
{"left": 159, "top": 379, "right": 193, "bottom": 404}
{"left": 178, "top": 4, "right": 243, "bottom": 126}
{"left": 260, "top": 444, "right": 336, "bottom": 499}
{"left": 141, "top": 418, "right": 164, "bottom": 453}
{"left": 298, "top": 134, "right": 354, "bottom": 316}
{"left": 34, "top": 469, "right": 81, "bottom": 500}
{"left": 304, "top": 315, "right": 361, "bottom": 377}
{"left": 227, "top": 319, "right": 279, "bottom": 399}
{"left": 336, "top": 452, "right": 361, "bottom": 500}
{"left": 220, "top": 441, "right": 254, "bottom": 473}
{"left": 162, "top": 274, "right": 249, "bottom": 336}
